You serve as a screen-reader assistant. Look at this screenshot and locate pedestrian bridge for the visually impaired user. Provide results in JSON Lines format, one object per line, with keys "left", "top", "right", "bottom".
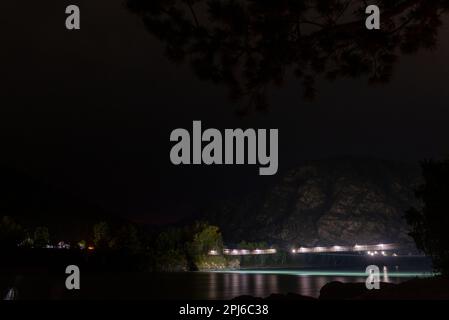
{"left": 291, "top": 243, "right": 399, "bottom": 255}
{"left": 208, "top": 243, "right": 399, "bottom": 256}
{"left": 209, "top": 248, "right": 277, "bottom": 256}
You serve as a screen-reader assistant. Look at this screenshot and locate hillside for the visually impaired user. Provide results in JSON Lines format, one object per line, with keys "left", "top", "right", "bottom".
{"left": 206, "top": 158, "right": 421, "bottom": 248}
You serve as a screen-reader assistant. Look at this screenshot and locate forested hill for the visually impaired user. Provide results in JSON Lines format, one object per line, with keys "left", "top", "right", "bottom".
{"left": 205, "top": 157, "right": 421, "bottom": 248}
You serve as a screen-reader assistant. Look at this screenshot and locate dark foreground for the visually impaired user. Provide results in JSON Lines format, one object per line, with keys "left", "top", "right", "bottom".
{"left": 235, "top": 277, "right": 449, "bottom": 300}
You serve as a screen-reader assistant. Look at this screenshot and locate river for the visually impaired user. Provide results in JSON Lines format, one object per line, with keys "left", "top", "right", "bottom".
{"left": 1, "top": 266, "right": 433, "bottom": 300}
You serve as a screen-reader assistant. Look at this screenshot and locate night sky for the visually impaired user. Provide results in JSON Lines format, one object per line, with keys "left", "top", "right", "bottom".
{"left": 1, "top": 0, "right": 449, "bottom": 224}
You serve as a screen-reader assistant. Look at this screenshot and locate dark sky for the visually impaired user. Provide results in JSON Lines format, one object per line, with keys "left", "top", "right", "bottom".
{"left": 1, "top": 0, "right": 449, "bottom": 223}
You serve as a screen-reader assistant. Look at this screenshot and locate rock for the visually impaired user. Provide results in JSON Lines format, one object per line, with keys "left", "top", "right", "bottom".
{"left": 234, "top": 278, "right": 449, "bottom": 300}
{"left": 319, "top": 281, "right": 396, "bottom": 300}
{"left": 266, "top": 293, "right": 316, "bottom": 301}
{"left": 233, "top": 293, "right": 316, "bottom": 300}
{"left": 356, "top": 277, "right": 449, "bottom": 300}
{"left": 207, "top": 157, "right": 420, "bottom": 247}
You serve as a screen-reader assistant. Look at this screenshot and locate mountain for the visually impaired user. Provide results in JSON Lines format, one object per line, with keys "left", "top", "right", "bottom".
{"left": 206, "top": 157, "right": 421, "bottom": 248}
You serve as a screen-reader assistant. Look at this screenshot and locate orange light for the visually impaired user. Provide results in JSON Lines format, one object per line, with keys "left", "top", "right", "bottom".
{"left": 87, "top": 246, "right": 95, "bottom": 251}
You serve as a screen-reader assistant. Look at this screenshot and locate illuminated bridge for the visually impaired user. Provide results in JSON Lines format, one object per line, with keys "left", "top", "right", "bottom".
{"left": 208, "top": 243, "right": 400, "bottom": 256}
{"left": 291, "top": 243, "right": 399, "bottom": 255}
{"left": 209, "top": 249, "right": 277, "bottom": 256}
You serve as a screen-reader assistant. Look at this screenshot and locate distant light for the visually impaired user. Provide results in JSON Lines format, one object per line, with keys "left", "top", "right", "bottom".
{"left": 87, "top": 246, "right": 95, "bottom": 251}
{"left": 291, "top": 249, "right": 296, "bottom": 253}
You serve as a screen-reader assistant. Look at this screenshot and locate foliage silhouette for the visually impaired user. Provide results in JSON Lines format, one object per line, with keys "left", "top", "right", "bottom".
{"left": 0, "top": 216, "right": 24, "bottom": 248}
{"left": 33, "top": 226, "right": 50, "bottom": 248}
{"left": 406, "top": 159, "right": 449, "bottom": 275}
{"left": 127, "top": 0, "right": 449, "bottom": 112}
{"left": 93, "top": 221, "right": 112, "bottom": 249}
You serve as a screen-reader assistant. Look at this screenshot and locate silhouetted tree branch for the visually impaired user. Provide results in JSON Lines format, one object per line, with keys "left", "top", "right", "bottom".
{"left": 127, "top": 0, "right": 449, "bottom": 112}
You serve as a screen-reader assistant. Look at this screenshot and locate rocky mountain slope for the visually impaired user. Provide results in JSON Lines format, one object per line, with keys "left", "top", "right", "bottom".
{"left": 207, "top": 158, "right": 421, "bottom": 248}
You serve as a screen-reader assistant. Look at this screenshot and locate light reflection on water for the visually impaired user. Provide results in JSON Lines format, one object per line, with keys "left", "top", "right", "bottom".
{"left": 0, "top": 268, "right": 435, "bottom": 299}
{"left": 201, "top": 268, "right": 434, "bottom": 299}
